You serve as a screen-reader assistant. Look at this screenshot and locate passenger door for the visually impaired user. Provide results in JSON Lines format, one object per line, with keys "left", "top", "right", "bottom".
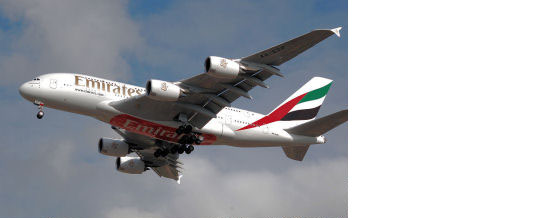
{"left": 225, "top": 115, "right": 232, "bottom": 126}
{"left": 49, "top": 79, "right": 57, "bottom": 89}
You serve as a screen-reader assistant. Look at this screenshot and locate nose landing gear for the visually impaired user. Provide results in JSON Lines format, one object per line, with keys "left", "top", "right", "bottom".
{"left": 34, "top": 101, "right": 44, "bottom": 119}
{"left": 36, "top": 110, "right": 44, "bottom": 119}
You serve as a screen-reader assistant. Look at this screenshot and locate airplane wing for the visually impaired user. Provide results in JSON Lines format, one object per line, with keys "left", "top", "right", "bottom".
{"left": 240, "top": 27, "right": 342, "bottom": 66}
{"left": 109, "top": 27, "right": 342, "bottom": 129}
{"left": 113, "top": 127, "right": 183, "bottom": 182}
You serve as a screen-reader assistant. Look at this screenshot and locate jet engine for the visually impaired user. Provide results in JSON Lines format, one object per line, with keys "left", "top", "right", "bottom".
{"left": 146, "top": 79, "right": 183, "bottom": 101}
{"left": 116, "top": 157, "right": 146, "bottom": 174}
{"left": 98, "top": 138, "right": 130, "bottom": 157}
{"left": 204, "top": 56, "right": 240, "bottom": 79}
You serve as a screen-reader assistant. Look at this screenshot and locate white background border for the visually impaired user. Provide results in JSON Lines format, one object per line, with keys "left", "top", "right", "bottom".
{"left": 351, "top": 0, "right": 550, "bottom": 217}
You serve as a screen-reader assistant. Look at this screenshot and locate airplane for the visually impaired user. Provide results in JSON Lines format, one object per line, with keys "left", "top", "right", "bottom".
{"left": 18, "top": 27, "right": 348, "bottom": 183}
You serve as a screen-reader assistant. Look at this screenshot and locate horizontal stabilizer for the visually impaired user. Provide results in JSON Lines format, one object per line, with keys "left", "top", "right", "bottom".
{"left": 285, "top": 109, "right": 348, "bottom": 137}
{"left": 282, "top": 145, "right": 310, "bottom": 161}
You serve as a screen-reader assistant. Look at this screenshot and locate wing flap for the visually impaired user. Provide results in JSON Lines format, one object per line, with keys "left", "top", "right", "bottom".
{"left": 178, "top": 70, "right": 273, "bottom": 127}
{"left": 135, "top": 149, "right": 182, "bottom": 181}
{"left": 282, "top": 145, "right": 310, "bottom": 161}
{"left": 151, "top": 164, "right": 181, "bottom": 181}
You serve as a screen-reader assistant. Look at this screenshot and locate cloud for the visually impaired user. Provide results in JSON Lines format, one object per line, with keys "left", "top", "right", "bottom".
{"left": 0, "top": 0, "right": 141, "bottom": 86}
{"left": 105, "top": 207, "right": 164, "bottom": 218}
{"left": 100, "top": 157, "right": 348, "bottom": 218}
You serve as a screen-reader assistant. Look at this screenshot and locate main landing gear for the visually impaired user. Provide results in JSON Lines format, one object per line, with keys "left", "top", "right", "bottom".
{"left": 153, "top": 129, "right": 203, "bottom": 158}
{"left": 152, "top": 114, "right": 202, "bottom": 158}
{"left": 175, "top": 113, "right": 193, "bottom": 135}
{"left": 34, "top": 101, "right": 44, "bottom": 119}
{"left": 154, "top": 144, "right": 196, "bottom": 158}
{"left": 170, "top": 144, "right": 194, "bottom": 154}
{"left": 176, "top": 133, "right": 202, "bottom": 154}
{"left": 177, "top": 144, "right": 195, "bottom": 154}
{"left": 154, "top": 148, "right": 169, "bottom": 157}
{"left": 178, "top": 134, "right": 203, "bottom": 145}
{"left": 175, "top": 124, "right": 193, "bottom": 135}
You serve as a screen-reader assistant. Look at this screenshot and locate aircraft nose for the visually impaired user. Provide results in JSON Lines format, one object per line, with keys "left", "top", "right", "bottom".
{"left": 19, "top": 81, "right": 33, "bottom": 102}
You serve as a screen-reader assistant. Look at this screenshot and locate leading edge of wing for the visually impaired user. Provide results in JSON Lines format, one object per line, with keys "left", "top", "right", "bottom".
{"left": 240, "top": 27, "right": 342, "bottom": 66}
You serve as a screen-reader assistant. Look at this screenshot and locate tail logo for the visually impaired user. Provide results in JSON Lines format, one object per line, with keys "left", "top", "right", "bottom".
{"left": 237, "top": 82, "right": 332, "bottom": 131}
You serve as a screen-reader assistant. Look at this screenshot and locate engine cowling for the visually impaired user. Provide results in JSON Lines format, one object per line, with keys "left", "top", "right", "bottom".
{"left": 204, "top": 56, "right": 240, "bottom": 79}
{"left": 98, "top": 138, "right": 130, "bottom": 157}
{"left": 116, "top": 157, "right": 146, "bottom": 174}
{"left": 146, "top": 79, "right": 182, "bottom": 101}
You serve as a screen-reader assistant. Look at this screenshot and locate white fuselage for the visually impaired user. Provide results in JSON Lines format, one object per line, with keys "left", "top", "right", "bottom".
{"left": 19, "top": 73, "right": 325, "bottom": 147}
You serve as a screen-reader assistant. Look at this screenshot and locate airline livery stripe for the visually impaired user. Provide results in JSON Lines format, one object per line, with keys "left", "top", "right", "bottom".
{"left": 236, "top": 81, "right": 331, "bottom": 131}
{"left": 237, "top": 93, "right": 307, "bottom": 131}
{"left": 280, "top": 106, "right": 321, "bottom": 121}
{"left": 290, "top": 97, "right": 325, "bottom": 112}
{"left": 298, "top": 82, "right": 332, "bottom": 104}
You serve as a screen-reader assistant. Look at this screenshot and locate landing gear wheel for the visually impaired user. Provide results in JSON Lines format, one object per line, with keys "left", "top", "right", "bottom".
{"left": 36, "top": 111, "right": 44, "bottom": 119}
{"left": 183, "top": 125, "right": 192, "bottom": 134}
{"left": 177, "top": 145, "right": 186, "bottom": 154}
{"left": 176, "top": 125, "right": 193, "bottom": 134}
{"left": 161, "top": 149, "right": 169, "bottom": 157}
{"left": 154, "top": 150, "right": 161, "bottom": 157}
{"left": 170, "top": 146, "right": 179, "bottom": 154}
{"left": 195, "top": 135, "right": 203, "bottom": 145}
{"left": 185, "top": 145, "right": 194, "bottom": 154}
{"left": 176, "top": 126, "right": 185, "bottom": 134}
{"left": 185, "top": 135, "right": 195, "bottom": 144}
{"left": 178, "top": 135, "right": 188, "bottom": 144}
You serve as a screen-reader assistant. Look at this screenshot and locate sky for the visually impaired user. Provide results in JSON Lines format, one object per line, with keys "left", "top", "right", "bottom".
{"left": 0, "top": 0, "right": 347, "bottom": 217}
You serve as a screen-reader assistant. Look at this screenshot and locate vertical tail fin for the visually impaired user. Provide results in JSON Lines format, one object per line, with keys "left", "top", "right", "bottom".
{"left": 271, "top": 77, "right": 333, "bottom": 119}
{"left": 237, "top": 77, "right": 333, "bottom": 131}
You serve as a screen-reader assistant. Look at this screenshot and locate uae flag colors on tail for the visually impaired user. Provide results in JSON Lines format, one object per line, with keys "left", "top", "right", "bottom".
{"left": 237, "top": 77, "right": 333, "bottom": 131}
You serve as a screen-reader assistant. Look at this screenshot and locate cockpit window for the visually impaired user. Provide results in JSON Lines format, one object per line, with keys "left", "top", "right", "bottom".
{"left": 33, "top": 78, "right": 40, "bottom": 81}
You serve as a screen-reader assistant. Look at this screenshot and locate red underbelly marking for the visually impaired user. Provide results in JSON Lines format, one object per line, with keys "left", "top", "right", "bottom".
{"left": 109, "top": 114, "right": 216, "bottom": 145}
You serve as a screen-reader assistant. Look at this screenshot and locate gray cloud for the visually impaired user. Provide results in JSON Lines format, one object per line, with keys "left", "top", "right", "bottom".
{"left": 0, "top": 0, "right": 141, "bottom": 85}
{"left": 102, "top": 157, "right": 347, "bottom": 218}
